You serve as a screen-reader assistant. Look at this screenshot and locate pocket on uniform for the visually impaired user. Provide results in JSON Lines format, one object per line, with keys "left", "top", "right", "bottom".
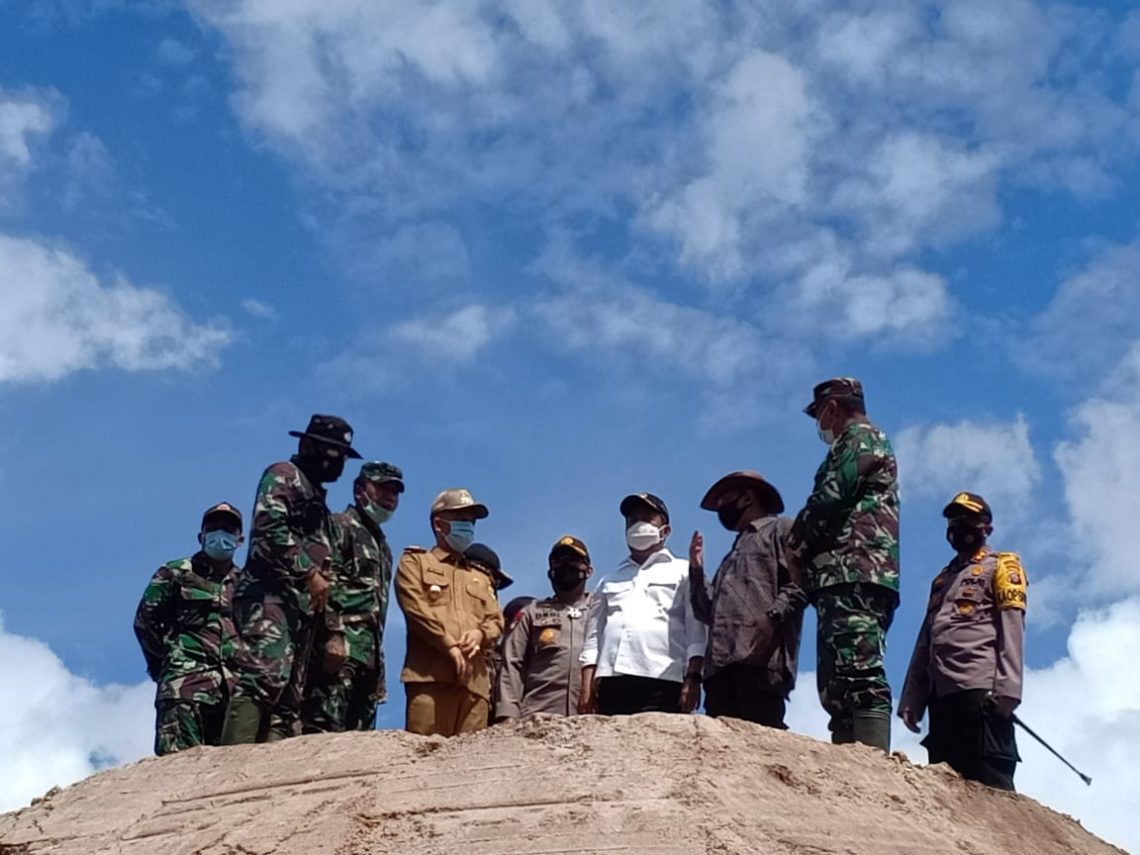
{"left": 829, "top": 630, "right": 884, "bottom": 676}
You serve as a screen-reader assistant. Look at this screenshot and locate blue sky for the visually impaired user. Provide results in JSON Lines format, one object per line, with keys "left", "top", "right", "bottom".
{"left": 2, "top": 1, "right": 1140, "bottom": 849}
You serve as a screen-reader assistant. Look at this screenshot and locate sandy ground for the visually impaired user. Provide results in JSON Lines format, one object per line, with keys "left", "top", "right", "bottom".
{"left": 0, "top": 713, "right": 1124, "bottom": 855}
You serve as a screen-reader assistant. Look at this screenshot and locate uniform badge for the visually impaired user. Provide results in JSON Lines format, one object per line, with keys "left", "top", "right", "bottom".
{"left": 538, "top": 627, "right": 557, "bottom": 646}
{"left": 567, "top": 607, "right": 582, "bottom": 619}
{"left": 971, "top": 565, "right": 983, "bottom": 576}
{"left": 1008, "top": 571, "right": 1021, "bottom": 585}
{"left": 958, "top": 602, "right": 974, "bottom": 616}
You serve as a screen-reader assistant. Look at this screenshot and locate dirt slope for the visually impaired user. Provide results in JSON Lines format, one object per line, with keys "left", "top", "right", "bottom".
{"left": 0, "top": 713, "right": 1122, "bottom": 855}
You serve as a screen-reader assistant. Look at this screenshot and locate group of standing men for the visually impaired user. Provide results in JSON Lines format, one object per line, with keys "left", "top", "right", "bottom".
{"left": 134, "top": 377, "right": 1029, "bottom": 792}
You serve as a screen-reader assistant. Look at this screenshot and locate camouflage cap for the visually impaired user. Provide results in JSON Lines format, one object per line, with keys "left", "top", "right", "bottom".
{"left": 464, "top": 542, "right": 513, "bottom": 590}
{"left": 943, "top": 491, "right": 993, "bottom": 524}
{"left": 358, "top": 461, "right": 405, "bottom": 492}
{"left": 430, "top": 488, "right": 489, "bottom": 519}
{"left": 201, "top": 501, "right": 242, "bottom": 530}
{"left": 803, "top": 377, "right": 865, "bottom": 418}
{"left": 288, "top": 414, "right": 363, "bottom": 458}
{"left": 619, "top": 492, "right": 670, "bottom": 523}
{"left": 699, "top": 470, "right": 784, "bottom": 515}
{"left": 549, "top": 534, "right": 590, "bottom": 563}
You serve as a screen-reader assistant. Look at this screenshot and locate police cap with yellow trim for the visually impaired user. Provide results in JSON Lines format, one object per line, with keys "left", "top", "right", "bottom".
{"left": 549, "top": 534, "right": 590, "bottom": 563}
{"left": 942, "top": 491, "right": 993, "bottom": 524}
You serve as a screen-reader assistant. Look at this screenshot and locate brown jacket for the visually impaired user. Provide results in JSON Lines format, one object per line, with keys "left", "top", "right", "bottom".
{"left": 396, "top": 546, "right": 504, "bottom": 700}
{"left": 899, "top": 547, "right": 1027, "bottom": 717}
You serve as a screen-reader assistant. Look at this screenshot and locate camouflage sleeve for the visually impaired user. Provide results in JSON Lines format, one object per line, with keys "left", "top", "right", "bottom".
{"left": 133, "top": 564, "right": 177, "bottom": 681}
{"left": 495, "top": 605, "right": 533, "bottom": 720}
{"left": 769, "top": 517, "right": 807, "bottom": 622}
{"left": 791, "top": 434, "right": 868, "bottom": 554}
{"left": 377, "top": 538, "right": 393, "bottom": 633}
{"left": 247, "top": 464, "right": 312, "bottom": 586}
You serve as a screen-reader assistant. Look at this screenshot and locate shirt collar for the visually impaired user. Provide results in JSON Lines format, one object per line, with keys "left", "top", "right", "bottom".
{"left": 620, "top": 546, "right": 675, "bottom": 572}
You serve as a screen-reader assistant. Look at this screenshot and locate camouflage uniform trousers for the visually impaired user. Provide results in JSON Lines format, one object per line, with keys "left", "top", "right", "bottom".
{"left": 814, "top": 581, "right": 898, "bottom": 736}
{"left": 230, "top": 594, "right": 317, "bottom": 737}
{"left": 155, "top": 697, "right": 228, "bottom": 755}
{"left": 301, "top": 656, "right": 382, "bottom": 733}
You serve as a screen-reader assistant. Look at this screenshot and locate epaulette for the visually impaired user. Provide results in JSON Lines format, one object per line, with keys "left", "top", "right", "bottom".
{"left": 403, "top": 545, "right": 427, "bottom": 554}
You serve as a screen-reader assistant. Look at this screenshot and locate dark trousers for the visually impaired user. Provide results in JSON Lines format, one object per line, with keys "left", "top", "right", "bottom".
{"left": 924, "top": 689, "right": 1019, "bottom": 791}
{"left": 596, "top": 675, "right": 681, "bottom": 715}
{"left": 703, "top": 664, "right": 787, "bottom": 729}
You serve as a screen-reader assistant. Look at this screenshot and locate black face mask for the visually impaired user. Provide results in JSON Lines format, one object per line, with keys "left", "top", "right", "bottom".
{"left": 295, "top": 452, "right": 346, "bottom": 485}
{"left": 550, "top": 565, "right": 586, "bottom": 592}
{"left": 717, "top": 505, "right": 745, "bottom": 531}
{"left": 947, "top": 525, "right": 985, "bottom": 553}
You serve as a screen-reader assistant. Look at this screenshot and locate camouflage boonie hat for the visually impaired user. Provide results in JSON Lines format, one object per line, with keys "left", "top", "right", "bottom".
{"left": 619, "top": 492, "right": 670, "bottom": 523}
{"left": 358, "top": 461, "right": 405, "bottom": 492}
{"left": 549, "top": 534, "right": 590, "bottom": 563}
{"left": 943, "top": 492, "right": 993, "bottom": 524}
{"left": 700, "top": 471, "right": 784, "bottom": 515}
{"left": 201, "top": 501, "right": 243, "bottom": 530}
{"left": 430, "top": 488, "right": 489, "bottom": 519}
{"left": 804, "top": 377, "right": 865, "bottom": 418}
{"left": 289, "top": 414, "right": 363, "bottom": 458}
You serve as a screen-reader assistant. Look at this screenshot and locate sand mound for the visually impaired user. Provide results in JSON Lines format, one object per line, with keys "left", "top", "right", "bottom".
{"left": 0, "top": 713, "right": 1121, "bottom": 855}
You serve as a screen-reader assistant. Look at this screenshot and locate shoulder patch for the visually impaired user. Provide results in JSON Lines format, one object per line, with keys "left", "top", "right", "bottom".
{"left": 993, "top": 552, "right": 1027, "bottom": 611}
{"left": 403, "top": 545, "right": 427, "bottom": 554}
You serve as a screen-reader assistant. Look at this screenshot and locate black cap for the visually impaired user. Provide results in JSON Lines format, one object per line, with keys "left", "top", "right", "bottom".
{"left": 549, "top": 534, "right": 590, "bottom": 563}
{"left": 620, "top": 492, "right": 670, "bottom": 523}
{"left": 464, "top": 543, "right": 514, "bottom": 590}
{"left": 201, "top": 501, "right": 243, "bottom": 531}
{"left": 943, "top": 492, "right": 993, "bottom": 524}
{"left": 289, "top": 414, "right": 363, "bottom": 458}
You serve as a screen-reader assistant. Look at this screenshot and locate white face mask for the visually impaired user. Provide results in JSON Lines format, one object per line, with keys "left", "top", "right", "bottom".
{"left": 626, "top": 521, "right": 664, "bottom": 552}
{"left": 817, "top": 423, "right": 836, "bottom": 445}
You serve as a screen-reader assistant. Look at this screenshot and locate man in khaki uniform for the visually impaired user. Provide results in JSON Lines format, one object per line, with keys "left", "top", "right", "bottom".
{"left": 395, "top": 488, "right": 504, "bottom": 736}
{"left": 495, "top": 536, "right": 594, "bottom": 720}
{"left": 898, "top": 492, "right": 1027, "bottom": 791}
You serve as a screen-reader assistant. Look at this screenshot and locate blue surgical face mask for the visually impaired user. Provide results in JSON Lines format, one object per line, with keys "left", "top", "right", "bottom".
{"left": 444, "top": 520, "right": 476, "bottom": 553}
{"left": 202, "top": 529, "right": 239, "bottom": 562}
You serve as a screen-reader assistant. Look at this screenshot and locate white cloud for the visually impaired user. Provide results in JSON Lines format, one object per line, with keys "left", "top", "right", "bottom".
{"left": 1055, "top": 343, "right": 1140, "bottom": 597}
{"left": 1028, "top": 242, "right": 1140, "bottom": 381}
{"left": 0, "top": 234, "right": 232, "bottom": 383}
{"left": 389, "top": 303, "right": 516, "bottom": 363}
{"left": 0, "top": 616, "right": 152, "bottom": 812}
{"left": 188, "top": 1, "right": 1140, "bottom": 348}
{"left": 0, "top": 88, "right": 60, "bottom": 207}
{"left": 156, "top": 37, "right": 196, "bottom": 67}
{"left": 240, "top": 297, "right": 276, "bottom": 319}
{"left": 894, "top": 415, "right": 1042, "bottom": 519}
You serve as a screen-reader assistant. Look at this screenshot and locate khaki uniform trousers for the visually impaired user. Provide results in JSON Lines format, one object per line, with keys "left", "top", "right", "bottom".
{"left": 405, "top": 683, "right": 489, "bottom": 737}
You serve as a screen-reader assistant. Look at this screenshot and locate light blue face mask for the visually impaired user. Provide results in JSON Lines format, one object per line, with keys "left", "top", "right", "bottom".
{"left": 361, "top": 499, "right": 394, "bottom": 527}
{"left": 444, "top": 520, "right": 476, "bottom": 553}
{"left": 202, "top": 529, "right": 239, "bottom": 562}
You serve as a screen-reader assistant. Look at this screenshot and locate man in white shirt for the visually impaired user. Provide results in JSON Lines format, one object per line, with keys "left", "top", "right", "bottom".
{"left": 577, "top": 493, "right": 707, "bottom": 715}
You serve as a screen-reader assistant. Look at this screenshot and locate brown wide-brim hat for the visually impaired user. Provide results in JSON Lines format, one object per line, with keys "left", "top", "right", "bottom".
{"left": 700, "top": 470, "right": 784, "bottom": 515}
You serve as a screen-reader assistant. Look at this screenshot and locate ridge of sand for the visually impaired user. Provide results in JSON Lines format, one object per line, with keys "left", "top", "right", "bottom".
{"left": 0, "top": 714, "right": 1122, "bottom": 855}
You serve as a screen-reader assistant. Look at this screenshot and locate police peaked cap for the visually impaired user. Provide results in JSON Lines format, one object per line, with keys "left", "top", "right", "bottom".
{"left": 943, "top": 492, "right": 993, "bottom": 524}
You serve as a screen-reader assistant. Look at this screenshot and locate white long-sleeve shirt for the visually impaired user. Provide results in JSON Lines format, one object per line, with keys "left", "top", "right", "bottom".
{"left": 579, "top": 547, "right": 707, "bottom": 683}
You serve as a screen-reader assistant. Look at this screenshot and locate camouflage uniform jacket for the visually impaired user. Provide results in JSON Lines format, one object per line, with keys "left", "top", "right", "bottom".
{"left": 899, "top": 548, "right": 1027, "bottom": 718}
{"left": 236, "top": 457, "right": 339, "bottom": 624}
{"left": 330, "top": 504, "right": 393, "bottom": 666}
{"left": 791, "top": 421, "right": 900, "bottom": 598}
{"left": 133, "top": 552, "right": 238, "bottom": 703}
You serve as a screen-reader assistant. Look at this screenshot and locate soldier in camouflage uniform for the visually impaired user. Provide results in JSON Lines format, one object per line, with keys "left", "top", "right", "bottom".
{"left": 133, "top": 502, "right": 244, "bottom": 755}
{"left": 220, "top": 414, "right": 361, "bottom": 744}
{"left": 789, "top": 378, "right": 900, "bottom": 751}
{"left": 302, "top": 462, "right": 403, "bottom": 733}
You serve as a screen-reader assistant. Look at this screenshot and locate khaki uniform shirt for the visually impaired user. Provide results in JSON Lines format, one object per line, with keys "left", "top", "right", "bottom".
{"left": 495, "top": 593, "right": 591, "bottom": 719}
{"left": 396, "top": 545, "right": 504, "bottom": 700}
{"left": 899, "top": 547, "right": 1027, "bottom": 717}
